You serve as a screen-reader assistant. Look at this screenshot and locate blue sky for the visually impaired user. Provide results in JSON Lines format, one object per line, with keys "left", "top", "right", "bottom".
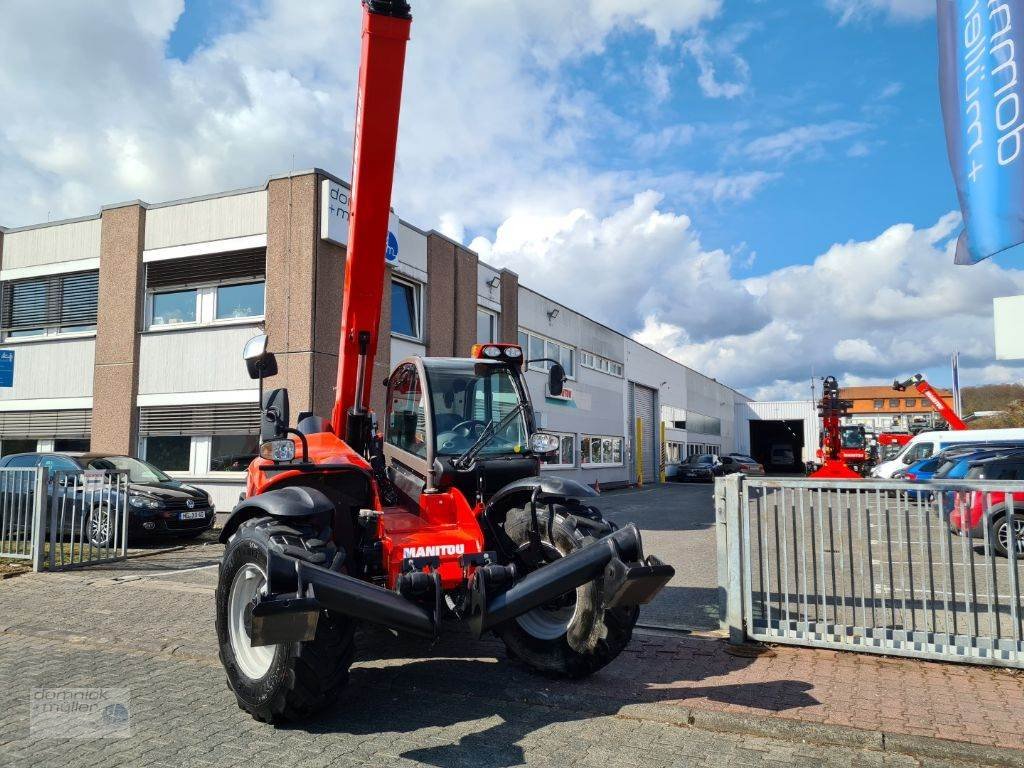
{"left": 3, "top": 0, "right": 1023, "bottom": 398}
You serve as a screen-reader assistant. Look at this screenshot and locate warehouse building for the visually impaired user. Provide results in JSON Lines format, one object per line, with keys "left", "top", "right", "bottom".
{"left": 0, "top": 169, "right": 750, "bottom": 509}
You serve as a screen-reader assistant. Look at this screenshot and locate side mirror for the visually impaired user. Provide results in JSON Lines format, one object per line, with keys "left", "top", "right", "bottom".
{"left": 548, "top": 363, "right": 566, "bottom": 397}
{"left": 244, "top": 334, "right": 278, "bottom": 380}
{"left": 261, "top": 387, "right": 290, "bottom": 441}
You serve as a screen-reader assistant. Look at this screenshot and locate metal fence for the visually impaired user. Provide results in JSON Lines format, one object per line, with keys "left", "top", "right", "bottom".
{"left": 717, "top": 474, "right": 1024, "bottom": 668}
{"left": 0, "top": 467, "right": 129, "bottom": 571}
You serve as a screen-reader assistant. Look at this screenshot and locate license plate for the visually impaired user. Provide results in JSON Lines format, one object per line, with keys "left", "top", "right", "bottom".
{"left": 179, "top": 510, "right": 205, "bottom": 520}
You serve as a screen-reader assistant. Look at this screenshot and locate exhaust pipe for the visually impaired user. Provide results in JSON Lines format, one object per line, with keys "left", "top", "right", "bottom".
{"left": 250, "top": 549, "right": 435, "bottom": 646}
{"left": 468, "top": 523, "right": 673, "bottom": 637}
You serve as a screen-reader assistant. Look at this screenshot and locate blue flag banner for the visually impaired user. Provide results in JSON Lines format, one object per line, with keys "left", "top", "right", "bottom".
{"left": 938, "top": 0, "right": 1024, "bottom": 265}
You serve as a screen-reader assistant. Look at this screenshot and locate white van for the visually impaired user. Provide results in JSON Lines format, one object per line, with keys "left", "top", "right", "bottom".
{"left": 871, "top": 428, "right": 1024, "bottom": 478}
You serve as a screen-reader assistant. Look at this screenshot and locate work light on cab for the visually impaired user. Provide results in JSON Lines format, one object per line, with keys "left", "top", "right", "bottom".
{"left": 471, "top": 343, "right": 524, "bottom": 365}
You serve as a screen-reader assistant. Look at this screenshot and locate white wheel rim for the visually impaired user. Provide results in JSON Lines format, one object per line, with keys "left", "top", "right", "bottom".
{"left": 998, "top": 518, "right": 1024, "bottom": 554}
{"left": 516, "top": 597, "right": 579, "bottom": 640}
{"left": 228, "top": 563, "right": 276, "bottom": 680}
{"left": 514, "top": 543, "right": 580, "bottom": 641}
{"left": 89, "top": 507, "right": 110, "bottom": 546}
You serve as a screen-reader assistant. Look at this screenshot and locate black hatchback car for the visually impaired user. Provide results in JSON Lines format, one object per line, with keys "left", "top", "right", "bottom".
{"left": 0, "top": 452, "right": 215, "bottom": 542}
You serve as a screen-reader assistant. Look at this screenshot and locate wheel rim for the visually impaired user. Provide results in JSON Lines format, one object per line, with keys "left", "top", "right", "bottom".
{"left": 228, "top": 563, "right": 276, "bottom": 680}
{"left": 89, "top": 507, "right": 111, "bottom": 547}
{"left": 514, "top": 543, "right": 580, "bottom": 641}
{"left": 998, "top": 517, "right": 1024, "bottom": 554}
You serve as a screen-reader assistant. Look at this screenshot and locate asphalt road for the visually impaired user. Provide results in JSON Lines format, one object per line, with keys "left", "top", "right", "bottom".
{"left": 595, "top": 481, "right": 721, "bottom": 631}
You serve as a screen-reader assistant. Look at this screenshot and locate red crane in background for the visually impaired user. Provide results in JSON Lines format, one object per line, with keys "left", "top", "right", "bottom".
{"left": 809, "top": 376, "right": 862, "bottom": 479}
{"left": 892, "top": 374, "right": 968, "bottom": 431}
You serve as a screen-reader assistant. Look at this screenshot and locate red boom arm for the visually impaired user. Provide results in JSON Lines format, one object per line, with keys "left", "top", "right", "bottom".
{"left": 331, "top": 0, "right": 412, "bottom": 442}
{"left": 892, "top": 374, "right": 967, "bottom": 431}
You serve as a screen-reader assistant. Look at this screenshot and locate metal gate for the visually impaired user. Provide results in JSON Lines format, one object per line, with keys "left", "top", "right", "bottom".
{"left": 0, "top": 467, "right": 129, "bottom": 571}
{"left": 630, "top": 383, "right": 657, "bottom": 484}
{"left": 717, "top": 474, "right": 1024, "bottom": 668}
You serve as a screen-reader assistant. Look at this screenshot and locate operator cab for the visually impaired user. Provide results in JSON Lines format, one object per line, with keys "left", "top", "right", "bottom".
{"left": 383, "top": 346, "right": 562, "bottom": 508}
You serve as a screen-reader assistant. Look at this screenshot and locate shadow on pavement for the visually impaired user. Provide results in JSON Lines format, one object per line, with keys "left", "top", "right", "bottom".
{"left": 286, "top": 627, "right": 818, "bottom": 768}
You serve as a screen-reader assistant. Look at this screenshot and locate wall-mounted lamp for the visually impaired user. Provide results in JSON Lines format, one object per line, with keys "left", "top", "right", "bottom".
{"left": 547, "top": 308, "right": 560, "bottom": 321}
{"left": 486, "top": 275, "right": 501, "bottom": 289}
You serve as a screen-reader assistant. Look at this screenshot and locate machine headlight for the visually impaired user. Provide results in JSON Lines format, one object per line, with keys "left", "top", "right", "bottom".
{"left": 529, "top": 432, "right": 560, "bottom": 455}
{"left": 129, "top": 493, "right": 162, "bottom": 509}
{"left": 260, "top": 439, "right": 296, "bottom": 462}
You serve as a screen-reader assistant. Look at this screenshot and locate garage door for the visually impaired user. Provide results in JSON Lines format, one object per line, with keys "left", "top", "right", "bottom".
{"left": 631, "top": 383, "right": 657, "bottom": 484}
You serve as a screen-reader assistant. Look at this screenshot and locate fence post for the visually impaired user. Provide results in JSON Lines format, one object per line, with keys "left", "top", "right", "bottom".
{"left": 716, "top": 473, "right": 745, "bottom": 644}
{"left": 30, "top": 467, "right": 47, "bottom": 572}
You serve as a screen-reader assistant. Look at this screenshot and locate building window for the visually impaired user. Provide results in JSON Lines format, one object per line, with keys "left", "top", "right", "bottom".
{"left": 888, "top": 399, "right": 900, "bottom": 408}
{"left": 581, "top": 435, "right": 623, "bottom": 466}
{"left": 519, "top": 329, "right": 575, "bottom": 379}
{"left": 477, "top": 308, "right": 498, "bottom": 344}
{"left": 391, "top": 278, "right": 422, "bottom": 340}
{"left": 0, "top": 270, "right": 99, "bottom": 339}
{"left": 904, "top": 398, "right": 915, "bottom": 407}
{"left": 873, "top": 399, "right": 883, "bottom": 409}
{"left": 686, "top": 411, "right": 721, "bottom": 436}
{"left": 145, "top": 248, "right": 266, "bottom": 331}
{"left": 210, "top": 434, "right": 260, "bottom": 472}
{"left": 151, "top": 289, "right": 198, "bottom": 326}
{"left": 665, "top": 441, "right": 684, "bottom": 463}
{"left": 216, "top": 282, "right": 265, "bottom": 320}
{"left": 0, "top": 438, "right": 39, "bottom": 457}
{"left": 540, "top": 432, "right": 575, "bottom": 468}
{"left": 54, "top": 438, "right": 90, "bottom": 453}
{"left": 144, "top": 436, "right": 192, "bottom": 472}
{"left": 580, "top": 350, "right": 624, "bottom": 377}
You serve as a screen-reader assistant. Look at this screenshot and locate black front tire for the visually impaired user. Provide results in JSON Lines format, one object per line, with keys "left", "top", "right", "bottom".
{"left": 495, "top": 506, "right": 639, "bottom": 678}
{"left": 215, "top": 516, "right": 356, "bottom": 722}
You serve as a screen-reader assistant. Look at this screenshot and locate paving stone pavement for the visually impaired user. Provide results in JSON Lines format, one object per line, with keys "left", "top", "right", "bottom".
{"left": 1, "top": 542, "right": 1023, "bottom": 767}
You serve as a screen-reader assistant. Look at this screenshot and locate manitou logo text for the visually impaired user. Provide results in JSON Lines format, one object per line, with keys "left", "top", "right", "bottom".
{"left": 403, "top": 544, "right": 465, "bottom": 558}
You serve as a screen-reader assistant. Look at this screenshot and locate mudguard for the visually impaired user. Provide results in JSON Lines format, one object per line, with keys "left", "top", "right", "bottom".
{"left": 481, "top": 475, "right": 605, "bottom": 558}
{"left": 218, "top": 486, "right": 335, "bottom": 543}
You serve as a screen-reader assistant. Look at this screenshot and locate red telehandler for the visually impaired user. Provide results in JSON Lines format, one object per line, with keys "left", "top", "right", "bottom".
{"left": 892, "top": 373, "right": 967, "bottom": 431}
{"left": 214, "top": 0, "right": 673, "bottom": 722}
{"left": 809, "top": 376, "right": 862, "bottom": 479}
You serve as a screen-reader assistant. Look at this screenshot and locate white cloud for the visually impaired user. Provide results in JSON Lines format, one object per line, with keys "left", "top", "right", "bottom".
{"left": 682, "top": 27, "right": 752, "bottom": 100}
{"left": 879, "top": 82, "right": 903, "bottom": 99}
{"left": 0, "top": 0, "right": 727, "bottom": 229}
{"left": 825, "top": 0, "right": 934, "bottom": 25}
{"left": 746, "top": 121, "right": 869, "bottom": 162}
{"left": 472, "top": 193, "right": 1024, "bottom": 394}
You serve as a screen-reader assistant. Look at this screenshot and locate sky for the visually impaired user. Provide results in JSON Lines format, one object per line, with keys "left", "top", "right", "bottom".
{"left": 2, "top": 0, "right": 1023, "bottom": 400}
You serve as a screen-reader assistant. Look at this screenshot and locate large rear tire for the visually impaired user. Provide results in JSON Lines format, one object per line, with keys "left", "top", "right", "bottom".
{"left": 495, "top": 506, "right": 639, "bottom": 678}
{"left": 215, "top": 516, "right": 356, "bottom": 722}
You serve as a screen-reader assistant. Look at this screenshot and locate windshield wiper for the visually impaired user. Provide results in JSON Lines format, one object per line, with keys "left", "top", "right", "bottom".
{"left": 452, "top": 403, "right": 525, "bottom": 470}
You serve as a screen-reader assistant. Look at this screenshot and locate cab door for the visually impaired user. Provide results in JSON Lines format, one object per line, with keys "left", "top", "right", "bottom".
{"left": 382, "top": 362, "right": 430, "bottom": 510}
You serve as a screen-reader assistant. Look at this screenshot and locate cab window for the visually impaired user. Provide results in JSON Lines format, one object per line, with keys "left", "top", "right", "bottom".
{"left": 385, "top": 363, "right": 427, "bottom": 459}
{"left": 903, "top": 442, "right": 934, "bottom": 464}
{"left": 39, "top": 455, "right": 79, "bottom": 474}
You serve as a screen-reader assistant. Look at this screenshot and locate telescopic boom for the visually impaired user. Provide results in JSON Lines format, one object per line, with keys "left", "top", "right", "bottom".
{"left": 892, "top": 374, "right": 967, "bottom": 431}
{"left": 330, "top": 0, "right": 413, "bottom": 448}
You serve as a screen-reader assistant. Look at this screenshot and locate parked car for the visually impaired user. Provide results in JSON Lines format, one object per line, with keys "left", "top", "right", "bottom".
{"left": 674, "top": 453, "right": 723, "bottom": 482}
{"left": 871, "top": 428, "right": 1024, "bottom": 478}
{"left": 724, "top": 454, "right": 765, "bottom": 476}
{"left": 948, "top": 452, "right": 1024, "bottom": 557}
{"left": 0, "top": 452, "right": 215, "bottom": 545}
{"left": 769, "top": 444, "right": 796, "bottom": 467}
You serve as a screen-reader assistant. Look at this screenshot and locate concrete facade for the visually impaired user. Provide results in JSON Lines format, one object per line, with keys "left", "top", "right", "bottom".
{"left": 92, "top": 203, "right": 145, "bottom": 455}
{"left": 0, "top": 169, "right": 754, "bottom": 506}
